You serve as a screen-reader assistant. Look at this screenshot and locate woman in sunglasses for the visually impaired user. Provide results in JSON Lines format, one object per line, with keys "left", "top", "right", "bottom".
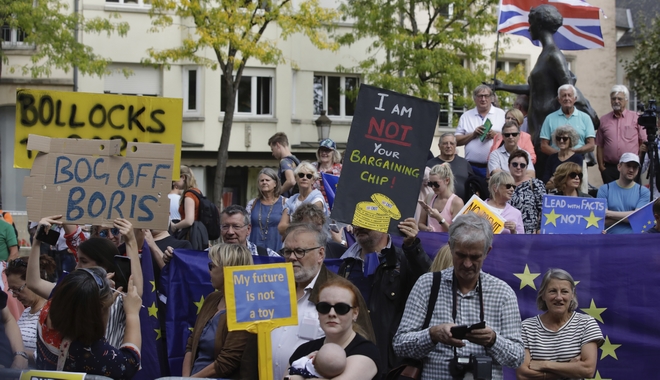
{"left": 486, "top": 171, "right": 525, "bottom": 234}
{"left": 182, "top": 244, "right": 258, "bottom": 379}
{"left": 278, "top": 162, "right": 328, "bottom": 236}
{"left": 550, "top": 162, "right": 591, "bottom": 198}
{"left": 37, "top": 268, "right": 142, "bottom": 379}
{"left": 543, "top": 125, "right": 583, "bottom": 190}
{"left": 287, "top": 278, "right": 381, "bottom": 380}
{"left": 418, "top": 163, "right": 464, "bottom": 233}
{"left": 508, "top": 150, "right": 546, "bottom": 234}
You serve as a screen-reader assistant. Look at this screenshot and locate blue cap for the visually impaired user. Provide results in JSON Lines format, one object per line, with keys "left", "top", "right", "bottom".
{"left": 319, "top": 138, "right": 337, "bottom": 150}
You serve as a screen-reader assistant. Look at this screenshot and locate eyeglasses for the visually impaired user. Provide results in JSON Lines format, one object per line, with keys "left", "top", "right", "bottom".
{"left": 316, "top": 302, "right": 355, "bottom": 315}
{"left": 220, "top": 224, "right": 247, "bottom": 231}
{"left": 475, "top": 94, "right": 491, "bottom": 99}
{"left": 427, "top": 181, "right": 441, "bottom": 189}
{"left": 503, "top": 132, "right": 519, "bottom": 138}
{"left": 297, "top": 173, "right": 314, "bottom": 180}
{"left": 568, "top": 172, "right": 583, "bottom": 180}
{"left": 511, "top": 162, "right": 527, "bottom": 169}
{"left": 79, "top": 268, "right": 106, "bottom": 290}
{"left": 8, "top": 283, "right": 27, "bottom": 294}
{"left": 503, "top": 184, "right": 516, "bottom": 189}
{"left": 279, "top": 246, "right": 321, "bottom": 259}
{"left": 98, "top": 228, "right": 120, "bottom": 239}
{"left": 555, "top": 136, "right": 570, "bottom": 143}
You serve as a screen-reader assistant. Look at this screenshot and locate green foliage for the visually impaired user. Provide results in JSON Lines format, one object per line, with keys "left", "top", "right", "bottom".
{"left": 337, "top": 0, "right": 499, "bottom": 113}
{"left": 495, "top": 62, "right": 527, "bottom": 109}
{"left": 624, "top": 15, "right": 660, "bottom": 101}
{"left": 0, "top": 0, "right": 129, "bottom": 78}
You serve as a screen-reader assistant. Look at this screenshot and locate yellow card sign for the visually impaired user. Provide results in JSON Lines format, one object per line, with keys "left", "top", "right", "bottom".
{"left": 15, "top": 89, "right": 182, "bottom": 178}
{"left": 454, "top": 195, "right": 505, "bottom": 234}
{"left": 20, "top": 370, "right": 86, "bottom": 380}
{"left": 224, "top": 263, "right": 298, "bottom": 380}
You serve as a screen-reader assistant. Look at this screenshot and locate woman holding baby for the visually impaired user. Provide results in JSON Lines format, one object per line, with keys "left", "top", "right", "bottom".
{"left": 285, "top": 277, "right": 381, "bottom": 380}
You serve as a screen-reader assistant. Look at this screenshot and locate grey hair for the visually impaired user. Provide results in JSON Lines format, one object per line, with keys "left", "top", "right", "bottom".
{"left": 429, "top": 163, "right": 455, "bottom": 194}
{"left": 285, "top": 223, "right": 327, "bottom": 248}
{"left": 610, "top": 85, "right": 629, "bottom": 101}
{"left": 294, "top": 161, "right": 319, "bottom": 180}
{"left": 536, "top": 268, "right": 578, "bottom": 312}
{"left": 472, "top": 84, "right": 493, "bottom": 98}
{"left": 557, "top": 84, "right": 578, "bottom": 101}
{"left": 551, "top": 125, "right": 580, "bottom": 148}
{"left": 221, "top": 204, "right": 250, "bottom": 226}
{"left": 439, "top": 132, "right": 457, "bottom": 144}
{"left": 257, "top": 167, "right": 282, "bottom": 200}
{"left": 488, "top": 171, "right": 514, "bottom": 195}
{"left": 448, "top": 213, "right": 493, "bottom": 257}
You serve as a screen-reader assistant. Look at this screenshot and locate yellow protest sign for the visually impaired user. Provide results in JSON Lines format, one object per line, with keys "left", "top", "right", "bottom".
{"left": 15, "top": 89, "right": 182, "bottom": 178}
{"left": 20, "top": 370, "right": 86, "bottom": 380}
{"left": 224, "top": 263, "right": 298, "bottom": 380}
{"left": 454, "top": 195, "right": 506, "bottom": 234}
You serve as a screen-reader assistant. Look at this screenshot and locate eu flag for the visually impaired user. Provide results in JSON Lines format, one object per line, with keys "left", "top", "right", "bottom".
{"left": 627, "top": 200, "right": 657, "bottom": 233}
{"left": 321, "top": 172, "right": 340, "bottom": 209}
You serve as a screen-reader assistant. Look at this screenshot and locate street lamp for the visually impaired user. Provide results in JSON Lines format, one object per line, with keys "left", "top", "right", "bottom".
{"left": 315, "top": 110, "right": 332, "bottom": 141}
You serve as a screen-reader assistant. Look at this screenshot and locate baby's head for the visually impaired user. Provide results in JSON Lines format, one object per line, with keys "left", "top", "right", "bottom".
{"left": 313, "top": 343, "right": 347, "bottom": 378}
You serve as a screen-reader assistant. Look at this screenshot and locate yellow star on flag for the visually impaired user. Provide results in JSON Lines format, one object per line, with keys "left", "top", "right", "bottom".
{"left": 580, "top": 299, "right": 606, "bottom": 323}
{"left": 587, "top": 370, "right": 611, "bottom": 380}
{"left": 148, "top": 302, "right": 158, "bottom": 318}
{"left": 583, "top": 211, "right": 602, "bottom": 229}
{"left": 194, "top": 295, "right": 205, "bottom": 315}
{"left": 155, "top": 328, "right": 162, "bottom": 340}
{"left": 513, "top": 264, "right": 541, "bottom": 290}
{"left": 599, "top": 336, "right": 621, "bottom": 360}
{"left": 544, "top": 208, "right": 561, "bottom": 227}
{"left": 150, "top": 280, "right": 156, "bottom": 292}
{"left": 189, "top": 327, "right": 194, "bottom": 333}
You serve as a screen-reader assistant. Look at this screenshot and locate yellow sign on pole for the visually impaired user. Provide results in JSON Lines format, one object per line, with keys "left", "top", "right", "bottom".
{"left": 224, "top": 263, "right": 298, "bottom": 380}
{"left": 454, "top": 195, "right": 506, "bottom": 234}
{"left": 14, "top": 89, "right": 183, "bottom": 178}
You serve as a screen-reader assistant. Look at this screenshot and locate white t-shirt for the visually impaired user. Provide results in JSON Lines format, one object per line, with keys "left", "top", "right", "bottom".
{"left": 456, "top": 106, "right": 506, "bottom": 164}
{"left": 168, "top": 193, "right": 182, "bottom": 221}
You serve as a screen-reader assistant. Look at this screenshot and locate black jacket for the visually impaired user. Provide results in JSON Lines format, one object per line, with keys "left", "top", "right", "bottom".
{"left": 337, "top": 237, "right": 431, "bottom": 372}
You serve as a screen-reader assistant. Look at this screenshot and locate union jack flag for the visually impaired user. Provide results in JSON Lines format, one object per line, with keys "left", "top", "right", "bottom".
{"left": 497, "top": 0, "right": 604, "bottom": 50}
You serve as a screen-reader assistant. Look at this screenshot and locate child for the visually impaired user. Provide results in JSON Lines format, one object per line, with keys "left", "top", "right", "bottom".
{"left": 288, "top": 342, "right": 346, "bottom": 378}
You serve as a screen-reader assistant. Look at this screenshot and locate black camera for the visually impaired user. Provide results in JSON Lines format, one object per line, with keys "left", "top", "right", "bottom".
{"left": 637, "top": 100, "right": 657, "bottom": 139}
{"left": 448, "top": 354, "right": 493, "bottom": 379}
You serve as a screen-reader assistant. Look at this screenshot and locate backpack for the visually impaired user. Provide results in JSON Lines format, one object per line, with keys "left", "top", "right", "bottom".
{"left": 183, "top": 189, "right": 221, "bottom": 241}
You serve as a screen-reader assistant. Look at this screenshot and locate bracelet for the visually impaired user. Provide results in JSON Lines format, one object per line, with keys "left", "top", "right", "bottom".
{"left": 14, "top": 351, "right": 28, "bottom": 360}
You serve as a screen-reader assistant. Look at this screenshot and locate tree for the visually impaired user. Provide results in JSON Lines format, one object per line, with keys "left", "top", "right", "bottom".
{"left": 624, "top": 15, "right": 660, "bottom": 102}
{"left": 146, "top": 0, "right": 339, "bottom": 207}
{"left": 337, "top": 0, "right": 500, "bottom": 113}
{"left": 1, "top": 0, "right": 129, "bottom": 78}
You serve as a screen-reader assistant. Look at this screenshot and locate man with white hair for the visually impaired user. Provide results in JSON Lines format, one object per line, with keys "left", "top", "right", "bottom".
{"left": 539, "top": 84, "right": 596, "bottom": 191}
{"left": 595, "top": 85, "right": 647, "bottom": 184}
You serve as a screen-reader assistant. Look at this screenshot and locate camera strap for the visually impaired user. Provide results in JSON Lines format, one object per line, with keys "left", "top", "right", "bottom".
{"left": 451, "top": 273, "right": 485, "bottom": 358}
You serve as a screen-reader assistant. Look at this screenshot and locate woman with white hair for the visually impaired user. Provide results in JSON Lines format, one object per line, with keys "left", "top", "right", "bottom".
{"left": 517, "top": 268, "right": 603, "bottom": 379}
{"left": 277, "top": 161, "right": 328, "bottom": 236}
{"left": 543, "top": 125, "right": 583, "bottom": 190}
{"left": 418, "top": 163, "right": 464, "bottom": 233}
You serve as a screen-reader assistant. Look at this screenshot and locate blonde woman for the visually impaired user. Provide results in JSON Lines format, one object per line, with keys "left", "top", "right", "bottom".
{"left": 171, "top": 165, "right": 201, "bottom": 234}
{"left": 418, "top": 163, "right": 464, "bottom": 233}
{"left": 429, "top": 244, "right": 452, "bottom": 272}
{"left": 277, "top": 162, "right": 328, "bottom": 236}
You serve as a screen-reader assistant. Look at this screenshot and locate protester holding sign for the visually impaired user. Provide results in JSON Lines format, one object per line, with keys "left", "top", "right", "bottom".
{"left": 287, "top": 278, "right": 381, "bottom": 380}
{"left": 550, "top": 162, "right": 591, "bottom": 198}
{"left": 486, "top": 172, "right": 525, "bottom": 234}
{"left": 418, "top": 163, "right": 464, "bottom": 233}
{"left": 509, "top": 150, "right": 546, "bottom": 234}
{"left": 312, "top": 138, "right": 343, "bottom": 206}
{"left": 278, "top": 162, "right": 328, "bottom": 236}
{"left": 182, "top": 244, "right": 258, "bottom": 379}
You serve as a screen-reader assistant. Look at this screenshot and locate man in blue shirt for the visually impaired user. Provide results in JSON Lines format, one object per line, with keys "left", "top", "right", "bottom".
{"left": 597, "top": 153, "right": 651, "bottom": 234}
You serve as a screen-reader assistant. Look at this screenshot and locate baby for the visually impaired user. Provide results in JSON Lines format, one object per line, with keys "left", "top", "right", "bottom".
{"left": 289, "top": 342, "right": 347, "bottom": 378}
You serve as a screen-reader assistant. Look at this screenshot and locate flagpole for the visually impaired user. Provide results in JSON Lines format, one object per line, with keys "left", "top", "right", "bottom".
{"left": 493, "top": 32, "right": 501, "bottom": 82}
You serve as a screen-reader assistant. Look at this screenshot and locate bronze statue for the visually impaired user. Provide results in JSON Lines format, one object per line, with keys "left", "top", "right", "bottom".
{"left": 489, "top": 4, "right": 599, "bottom": 147}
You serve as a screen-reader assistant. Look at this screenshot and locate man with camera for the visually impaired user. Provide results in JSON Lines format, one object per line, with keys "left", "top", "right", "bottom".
{"left": 393, "top": 213, "right": 524, "bottom": 379}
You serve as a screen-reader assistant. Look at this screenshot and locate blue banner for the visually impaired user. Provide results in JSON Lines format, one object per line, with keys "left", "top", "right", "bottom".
{"left": 540, "top": 195, "right": 606, "bottom": 234}
{"left": 321, "top": 172, "right": 339, "bottom": 209}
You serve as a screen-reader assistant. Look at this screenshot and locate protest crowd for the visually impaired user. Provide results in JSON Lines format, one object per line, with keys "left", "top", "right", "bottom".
{"left": 1, "top": 80, "right": 659, "bottom": 380}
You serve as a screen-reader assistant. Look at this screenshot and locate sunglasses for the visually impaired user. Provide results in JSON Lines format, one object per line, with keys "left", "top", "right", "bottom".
{"left": 98, "top": 228, "right": 120, "bottom": 239}
{"left": 503, "top": 184, "right": 515, "bottom": 189}
{"left": 298, "top": 173, "right": 314, "bottom": 180}
{"left": 568, "top": 172, "right": 583, "bottom": 180}
{"left": 555, "top": 136, "right": 570, "bottom": 142}
{"left": 316, "top": 302, "right": 355, "bottom": 315}
{"left": 503, "top": 132, "right": 519, "bottom": 138}
{"left": 511, "top": 162, "right": 527, "bottom": 169}
{"left": 427, "top": 181, "right": 441, "bottom": 189}
{"left": 79, "top": 268, "right": 106, "bottom": 290}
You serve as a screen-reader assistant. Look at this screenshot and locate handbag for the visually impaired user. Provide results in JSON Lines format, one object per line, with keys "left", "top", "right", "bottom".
{"left": 385, "top": 271, "right": 442, "bottom": 380}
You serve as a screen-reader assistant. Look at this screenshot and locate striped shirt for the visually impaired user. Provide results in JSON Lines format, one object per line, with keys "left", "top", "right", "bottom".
{"left": 393, "top": 269, "right": 524, "bottom": 380}
{"left": 106, "top": 296, "right": 126, "bottom": 348}
{"left": 18, "top": 307, "right": 40, "bottom": 352}
{"left": 522, "top": 312, "right": 603, "bottom": 365}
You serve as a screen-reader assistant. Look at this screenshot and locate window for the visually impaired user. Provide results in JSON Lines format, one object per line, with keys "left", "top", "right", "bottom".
{"left": 105, "top": 0, "right": 150, "bottom": 7}
{"left": 495, "top": 60, "right": 524, "bottom": 74}
{"left": 104, "top": 63, "right": 161, "bottom": 96}
{"left": 438, "top": 83, "right": 465, "bottom": 128}
{"left": 183, "top": 67, "right": 202, "bottom": 116}
{"left": 313, "top": 74, "right": 359, "bottom": 118}
{"left": 1, "top": 23, "right": 29, "bottom": 48}
{"left": 628, "top": 79, "right": 638, "bottom": 111}
{"left": 220, "top": 69, "right": 274, "bottom": 116}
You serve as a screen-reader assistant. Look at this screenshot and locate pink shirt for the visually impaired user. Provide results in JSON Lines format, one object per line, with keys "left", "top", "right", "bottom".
{"left": 595, "top": 110, "right": 646, "bottom": 164}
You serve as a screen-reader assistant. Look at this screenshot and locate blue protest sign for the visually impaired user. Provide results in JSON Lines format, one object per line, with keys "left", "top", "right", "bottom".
{"left": 540, "top": 194, "right": 606, "bottom": 234}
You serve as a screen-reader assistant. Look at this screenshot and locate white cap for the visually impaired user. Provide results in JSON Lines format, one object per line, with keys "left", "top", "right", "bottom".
{"left": 619, "top": 152, "right": 640, "bottom": 165}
